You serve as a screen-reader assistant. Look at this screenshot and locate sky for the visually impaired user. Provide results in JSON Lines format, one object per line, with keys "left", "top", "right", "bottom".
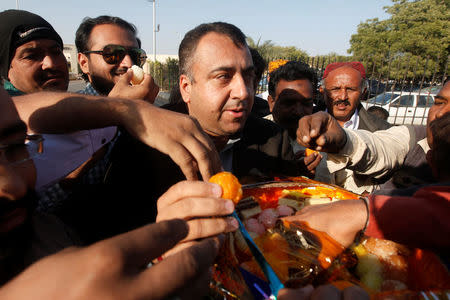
{"left": 1, "top": 0, "right": 393, "bottom": 56}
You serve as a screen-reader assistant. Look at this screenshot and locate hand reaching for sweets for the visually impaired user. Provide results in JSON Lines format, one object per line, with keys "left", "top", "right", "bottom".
{"left": 156, "top": 180, "right": 238, "bottom": 257}
{"left": 283, "top": 199, "right": 367, "bottom": 247}
{"left": 297, "top": 112, "right": 347, "bottom": 153}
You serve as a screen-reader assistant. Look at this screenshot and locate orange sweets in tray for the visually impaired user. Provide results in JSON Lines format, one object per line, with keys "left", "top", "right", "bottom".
{"left": 208, "top": 173, "right": 450, "bottom": 299}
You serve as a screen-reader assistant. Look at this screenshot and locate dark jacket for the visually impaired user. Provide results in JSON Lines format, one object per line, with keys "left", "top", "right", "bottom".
{"left": 357, "top": 104, "right": 392, "bottom": 132}
{"left": 91, "top": 103, "right": 306, "bottom": 236}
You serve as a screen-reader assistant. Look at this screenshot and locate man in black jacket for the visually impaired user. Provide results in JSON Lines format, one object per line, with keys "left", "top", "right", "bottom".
{"left": 106, "top": 23, "right": 315, "bottom": 219}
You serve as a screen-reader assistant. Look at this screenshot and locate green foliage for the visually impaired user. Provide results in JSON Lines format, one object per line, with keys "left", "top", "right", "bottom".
{"left": 349, "top": 0, "right": 449, "bottom": 79}
{"left": 147, "top": 58, "right": 179, "bottom": 91}
{"left": 246, "top": 36, "right": 309, "bottom": 62}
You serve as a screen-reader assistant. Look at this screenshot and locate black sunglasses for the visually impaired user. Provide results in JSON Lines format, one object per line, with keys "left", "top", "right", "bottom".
{"left": 84, "top": 44, "right": 147, "bottom": 67}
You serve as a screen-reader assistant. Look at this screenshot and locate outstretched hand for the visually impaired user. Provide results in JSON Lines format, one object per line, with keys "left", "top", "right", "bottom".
{"left": 120, "top": 102, "right": 223, "bottom": 180}
{"left": 0, "top": 219, "right": 223, "bottom": 300}
{"left": 296, "top": 112, "right": 347, "bottom": 153}
{"left": 157, "top": 181, "right": 238, "bottom": 257}
{"left": 282, "top": 199, "right": 367, "bottom": 247}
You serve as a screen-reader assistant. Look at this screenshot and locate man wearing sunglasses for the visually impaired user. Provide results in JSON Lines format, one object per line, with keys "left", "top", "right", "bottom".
{"left": 0, "top": 10, "right": 119, "bottom": 213}
{"left": 76, "top": 15, "right": 159, "bottom": 102}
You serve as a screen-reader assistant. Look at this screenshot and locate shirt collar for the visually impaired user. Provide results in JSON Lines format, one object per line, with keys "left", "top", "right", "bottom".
{"left": 342, "top": 108, "right": 359, "bottom": 130}
{"left": 325, "top": 107, "right": 360, "bottom": 129}
{"left": 3, "top": 80, "right": 25, "bottom": 96}
{"left": 418, "top": 137, "right": 430, "bottom": 153}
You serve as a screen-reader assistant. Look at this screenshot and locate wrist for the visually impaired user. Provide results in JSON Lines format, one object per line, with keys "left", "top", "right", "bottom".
{"left": 354, "top": 197, "right": 370, "bottom": 244}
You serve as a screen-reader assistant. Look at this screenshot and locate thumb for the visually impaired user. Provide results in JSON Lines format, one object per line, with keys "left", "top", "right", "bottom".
{"left": 117, "top": 69, "right": 134, "bottom": 85}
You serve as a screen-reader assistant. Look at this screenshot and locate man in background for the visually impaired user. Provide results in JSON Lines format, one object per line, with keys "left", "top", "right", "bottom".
{"left": 320, "top": 62, "right": 391, "bottom": 132}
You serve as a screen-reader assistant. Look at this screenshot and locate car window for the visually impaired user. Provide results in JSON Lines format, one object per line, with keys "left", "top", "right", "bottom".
{"left": 417, "top": 95, "right": 434, "bottom": 107}
{"left": 370, "top": 93, "right": 400, "bottom": 105}
{"left": 391, "top": 95, "right": 414, "bottom": 107}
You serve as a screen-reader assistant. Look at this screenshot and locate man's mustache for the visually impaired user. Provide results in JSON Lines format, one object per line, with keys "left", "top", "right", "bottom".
{"left": 38, "top": 70, "right": 66, "bottom": 81}
{"left": 333, "top": 99, "right": 350, "bottom": 106}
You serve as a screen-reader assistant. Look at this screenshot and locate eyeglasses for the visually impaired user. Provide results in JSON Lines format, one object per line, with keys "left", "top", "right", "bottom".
{"left": 0, "top": 135, "right": 44, "bottom": 165}
{"left": 84, "top": 44, "right": 147, "bottom": 67}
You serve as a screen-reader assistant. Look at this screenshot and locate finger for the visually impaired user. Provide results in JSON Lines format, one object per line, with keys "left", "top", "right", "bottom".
{"left": 101, "top": 219, "right": 188, "bottom": 267}
{"left": 309, "top": 112, "right": 329, "bottom": 139}
{"left": 306, "top": 154, "right": 322, "bottom": 171}
{"left": 157, "top": 181, "right": 222, "bottom": 210}
{"left": 157, "top": 197, "right": 235, "bottom": 221}
{"left": 315, "top": 134, "right": 328, "bottom": 151}
{"left": 342, "top": 285, "right": 369, "bottom": 300}
{"left": 120, "top": 69, "right": 134, "bottom": 84}
{"left": 310, "top": 284, "right": 340, "bottom": 300}
{"left": 162, "top": 240, "right": 197, "bottom": 258}
{"left": 297, "top": 115, "right": 312, "bottom": 146}
{"left": 183, "top": 217, "right": 238, "bottom": 241}
{"left": 303, "top": 152, "right": 318, "bottom": 165}
{"left": 167, "top": 143, "right": 200, "bottom": 180}
{"left": 142, "top": 74, "right": 159, "bottom": 103}
{"left": 140, "top": 72, "right": 152, "bottom": 86}
{"left": 178, "top": 133, "right": 218, "bottom": 181}
{"left": 134, "top": 235, "right": 223, "bottom": 299}
{"left": 278, "top": 284, "right": 314, "bottom": 300}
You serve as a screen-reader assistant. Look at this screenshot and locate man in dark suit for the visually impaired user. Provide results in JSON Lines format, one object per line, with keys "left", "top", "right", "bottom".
{"left": 319, "top": 62, "right": 392, "bottom": 132}
{"left": 106, "top": 23, "right": 313, "bottom": 207}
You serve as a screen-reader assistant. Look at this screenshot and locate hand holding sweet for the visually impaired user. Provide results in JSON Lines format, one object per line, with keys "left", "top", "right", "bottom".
{"left": 297, "top": 112, "right": 347, "bottom": 153}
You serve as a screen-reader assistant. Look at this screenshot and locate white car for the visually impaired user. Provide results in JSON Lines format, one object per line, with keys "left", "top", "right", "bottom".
{"left": 362, "top": 91, "right": 436, "bottom": 125}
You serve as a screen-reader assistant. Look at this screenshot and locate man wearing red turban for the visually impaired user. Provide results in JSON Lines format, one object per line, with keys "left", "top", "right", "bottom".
{"left": 319, "top": 62, "right": 391, "bottom": 132}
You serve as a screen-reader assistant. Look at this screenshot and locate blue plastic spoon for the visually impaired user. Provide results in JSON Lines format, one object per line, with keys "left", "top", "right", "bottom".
{"left": 232, "top": 211, "right": 284, "bottom": 299}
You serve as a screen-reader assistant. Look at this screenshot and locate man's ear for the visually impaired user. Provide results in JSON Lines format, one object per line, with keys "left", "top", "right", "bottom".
{"left": 179, "top": 74, "right": 192, "bottom": 104}
{"left": 267, "top": 94, "right": 275, "bottom": 112}
{"left": 78, "top": 53, "right": 90, "bottom": 76}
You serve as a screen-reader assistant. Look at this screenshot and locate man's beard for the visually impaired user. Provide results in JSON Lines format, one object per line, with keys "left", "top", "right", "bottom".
{"left": 89, "top": 67, "right": 128, "bottom": 95}
{"left": 89, "top": 74, "right": 116, "bottom": 95}
{"left": 0, "top": 192, "right": 37, "bottom": 285}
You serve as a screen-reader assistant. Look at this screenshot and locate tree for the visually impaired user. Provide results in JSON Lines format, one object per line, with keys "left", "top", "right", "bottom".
{"left": 349, "top": 0, "right": 449, "bottom": 80}
{"left": 246, "top": 37, "right": 308, "bottom": 62}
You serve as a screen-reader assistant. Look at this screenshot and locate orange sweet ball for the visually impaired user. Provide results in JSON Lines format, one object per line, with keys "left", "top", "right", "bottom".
{"left": 209, "top": 172, "right": 243, "bottom": 204}
{"left": 305, "top": 148, "right": 318, "bottom": 157}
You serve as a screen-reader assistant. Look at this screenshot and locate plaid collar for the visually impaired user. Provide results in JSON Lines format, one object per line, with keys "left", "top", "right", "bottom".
{"left": 78, "top": 82, "right": 100, "bottom": 96}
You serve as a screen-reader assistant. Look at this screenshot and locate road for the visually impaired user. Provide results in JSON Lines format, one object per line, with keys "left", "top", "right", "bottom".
{"left": 68, "top": 79, "right": 170, "bottom": 106}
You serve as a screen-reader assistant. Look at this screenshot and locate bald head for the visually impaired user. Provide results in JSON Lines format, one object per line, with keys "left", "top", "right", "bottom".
{"left": 320, "top": 66, "right": 365, "bottom": 126}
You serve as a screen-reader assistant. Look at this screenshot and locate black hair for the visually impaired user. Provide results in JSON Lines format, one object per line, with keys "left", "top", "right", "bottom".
{"left": 178, "top": 22, "right": 247, "bottom": 79}
{"left": 75, "top": 15, "right": 140, "bottom": 81}
{"left": 249, "top": 47, "right": 266, "bottom": 89}
{"left": 367, "top": 106, "right": 389, "bottom": 121}
{"left": 268, "top": 61, "right": 318, "bottom": 97}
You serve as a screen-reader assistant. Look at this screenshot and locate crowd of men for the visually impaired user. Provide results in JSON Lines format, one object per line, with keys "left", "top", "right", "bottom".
{"left": 0, "top": 9, "right": 448, "bottom": 300}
